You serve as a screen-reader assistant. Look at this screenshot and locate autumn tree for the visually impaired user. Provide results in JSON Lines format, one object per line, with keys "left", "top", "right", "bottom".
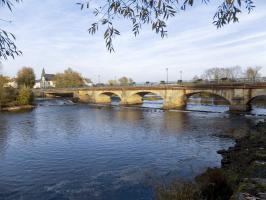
{"left": 77, "top": 0, "right": 255, "bottom": 52}
{"left": 16, "top": 86, "right": 34, "bottom": 105}
{"left": 54, "top": 68, "right": 85, "bottom": 88}
{"left": 0, "top": 74, "right": 7, "bottom": 106}
{"left": 16, "top": 67, "right": 36, "bottom": 88}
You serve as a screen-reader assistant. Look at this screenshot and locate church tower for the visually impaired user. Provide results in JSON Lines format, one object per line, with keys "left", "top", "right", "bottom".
{"left": 41, "top": 68, "right": 46, "bottom": 78}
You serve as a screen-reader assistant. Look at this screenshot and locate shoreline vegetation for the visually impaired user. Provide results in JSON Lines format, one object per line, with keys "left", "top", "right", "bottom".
{"left": 1, "top": 104, "right": 35, "bottom": 112}
{"left": 156, "top": 121, "right": 266, "bottom": 200}
{"left": 0, "top": 87, "right": 35, "bottom": 112}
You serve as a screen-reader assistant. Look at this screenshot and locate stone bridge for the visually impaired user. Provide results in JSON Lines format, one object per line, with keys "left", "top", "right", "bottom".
{"left": 37, "top": 83, "right": 266, "bottom": 112}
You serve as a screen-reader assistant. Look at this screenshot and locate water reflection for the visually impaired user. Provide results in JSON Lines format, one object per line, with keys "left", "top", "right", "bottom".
{"left": 0, "top": 99, "right": 265, "bottom": 200}
{"left": 109, "top": 95, "right": 266, "bottom": 115}
{"left": 0, "top": 117, "right": 8, "bottom": 158}
{"left": 250, "top": 96, "right": 266, "bottom": 116}
{"left": 186, "top": 97, "right": 229, "bottom": 113}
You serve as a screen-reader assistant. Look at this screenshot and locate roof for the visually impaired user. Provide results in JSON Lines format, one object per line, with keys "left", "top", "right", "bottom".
{"left": 83, "top": 78, "right": 92, "bottom": 83}
{"left": 44, "top": 74, "right": 55, "bottom": 81}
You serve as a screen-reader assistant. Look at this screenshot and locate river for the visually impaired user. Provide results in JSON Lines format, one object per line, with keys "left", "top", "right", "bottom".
{"left": 0, "top": 99, "right": 265, "bottom": 200}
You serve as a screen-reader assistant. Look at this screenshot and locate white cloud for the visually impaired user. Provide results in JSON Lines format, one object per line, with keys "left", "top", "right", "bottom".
{"left": 1, "top": 0, "right": 266, "bottom": 82}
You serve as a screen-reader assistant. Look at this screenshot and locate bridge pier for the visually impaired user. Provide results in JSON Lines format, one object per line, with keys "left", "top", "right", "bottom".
{"left": 163, "top": 94, "right": 187, "bottom": 110}
{"left": 229, "top": 104, "right": 251, "bottom": 112}
{"left": 95, "top": 94, "right": 112, "bottom": 104}
{"left": 120, "top": 94, "right": 143, "bottom": 106}
{"left": 229, "top": 95, "right": 252, "bottom": 112}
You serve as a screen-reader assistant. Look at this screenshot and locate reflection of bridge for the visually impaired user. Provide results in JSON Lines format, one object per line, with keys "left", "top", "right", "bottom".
{"left": 35, "top": 83, "right": 266, "bottom": 112}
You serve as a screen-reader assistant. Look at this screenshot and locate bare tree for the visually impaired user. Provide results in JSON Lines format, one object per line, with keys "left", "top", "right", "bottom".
{"left": 193, "top": 75, "right": 200, "bottom": 80}
{"left": 202, "top": 66, "right": 242, "bottom": 80}
{"left": 108, "top": 79, "right": 118, "bottom": 86}
{"left": 118, "top": 76, "right": 133, "bottom": 86}
{"left": 244, "top": 66, "right": 262, "bottom": 81}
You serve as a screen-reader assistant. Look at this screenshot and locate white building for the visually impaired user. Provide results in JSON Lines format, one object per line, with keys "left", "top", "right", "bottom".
{"left": 4, "top": 78, "right": 18, "bottom": 88}
{"left": 40, "top": 68, "right": 55, "bottom": 88}
{"left": 33, "top": 81, "right": 41, "bottom": 89}
{"left": 83, "top": 78, "right": 93, "bottom": 87}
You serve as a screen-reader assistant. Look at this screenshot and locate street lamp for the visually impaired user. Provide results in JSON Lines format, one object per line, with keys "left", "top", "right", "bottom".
{"left": 166, "top": 68, "right": 168, "bottom": 84}
{"left": 98, "top": 75, "right": 101, "bottom": 84}
{"left": 180, "top": 70, "right": 183, "bottom": 82}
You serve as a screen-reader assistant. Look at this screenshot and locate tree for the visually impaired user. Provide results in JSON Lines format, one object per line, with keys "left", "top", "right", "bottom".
{"left": 54, "top": 68, "right": 85, "bottom": 88}
{"left": 244, "top": 66, "right": 262, "bottom": 81}
{"left": 118, "top": 76, "right": 133, "bottom": 86}
{"left": 108, "top": 79, "right": 118, "bottom": 86}
{"left": 0, "top": 75, "right": 7, "bottom": 106}
{"left": 193, "top": 75, "right": 200, "bottom": 81}
{"left": 77, "top": 0, "right": 255, "bottom": 52}
{"left": 0, "top": 0, "right": 22, "bottom": 60}
{"left": 16, "top": 67, "right": 36, "bottom": 88}
{"left": 16, "top": 86, "right": 34, "bottom": 105}
{"left": 202, "top": 66, "right": 242, "bottom": 80}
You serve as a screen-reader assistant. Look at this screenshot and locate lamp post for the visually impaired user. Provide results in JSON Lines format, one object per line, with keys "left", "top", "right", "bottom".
{"left": 180, "top": 70, "right": 183, "bottom": 82}
{"left": 166, "top": 68, "right": 168, "bottom": 84}
{"left": 98, "top": 75, "right": 101, "bottom": 84}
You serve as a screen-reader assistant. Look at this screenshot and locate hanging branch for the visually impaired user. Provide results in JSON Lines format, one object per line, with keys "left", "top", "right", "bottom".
{"left": 77, "top": 0, "right": 255, "bottom": 52}
{"left": 0, "top": 0, "right": 22, "bottom": 60}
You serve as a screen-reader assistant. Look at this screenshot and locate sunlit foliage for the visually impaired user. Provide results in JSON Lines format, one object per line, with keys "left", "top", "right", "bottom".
{"left": 16, "top": 86, "right": 34, "bottom": 105}
{"left": 54, "top": 68, "right": 85, "bottom": 88}
{"left": 16, "top": 67, "right": 36, "bottom": 88}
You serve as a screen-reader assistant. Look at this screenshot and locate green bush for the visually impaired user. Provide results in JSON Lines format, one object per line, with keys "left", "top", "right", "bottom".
{"left": 17, "top": 87, "right": 34, "bottom": 105}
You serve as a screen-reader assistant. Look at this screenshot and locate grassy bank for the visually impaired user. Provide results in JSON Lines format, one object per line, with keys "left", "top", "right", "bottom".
{"left": 157, "top": 121, "right": 266, "bottom": 200}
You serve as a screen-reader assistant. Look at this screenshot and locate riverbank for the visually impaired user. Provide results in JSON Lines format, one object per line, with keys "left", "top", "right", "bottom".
{"left": 1, "top": 104, "right": 36, "bottom": 112}
{"left": 218, "top": 121, "right": 266, "bottom": 199}
{"left": 0, "top": 86, "right": 35, "bottom": 112}
{"left": 157, "top": 121, "right": 266, "bottom": 200}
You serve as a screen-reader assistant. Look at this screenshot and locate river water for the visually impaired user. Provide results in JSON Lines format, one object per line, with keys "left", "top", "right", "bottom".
{"left": 0, "top": 99, "right": 265, "bottom": 200}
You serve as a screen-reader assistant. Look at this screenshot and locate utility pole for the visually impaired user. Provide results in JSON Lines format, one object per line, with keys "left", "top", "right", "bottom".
{"left": 166, "top": 68, "right": 168, "bottom": 84}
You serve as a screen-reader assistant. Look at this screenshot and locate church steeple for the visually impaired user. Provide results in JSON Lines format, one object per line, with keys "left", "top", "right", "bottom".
{"left": 41, "top": 68, "right": 45, "bottom": 78}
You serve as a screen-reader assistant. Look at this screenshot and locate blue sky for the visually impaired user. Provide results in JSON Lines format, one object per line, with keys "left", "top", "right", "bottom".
{"left": 1, "top": 0, "right": 266, "bottom": 82}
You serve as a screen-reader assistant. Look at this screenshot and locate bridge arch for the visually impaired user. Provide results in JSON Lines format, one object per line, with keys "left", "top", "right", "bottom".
{"left": 185, "top": 91, "right": 231, "bottom": 105}
{"left": 246, "top": 95, "right": 266, "bottom": 107}
{"left": 185, "top": 91, "right": 231, "bottom": 112}
{"left": 95, "top": 91, "right": 122, "bottom": 104}
{"left": 126, "top": 91, "right": 164, "bottom": 107}
{"left": 245, "top": 95, "right": 266, "bottom": 114}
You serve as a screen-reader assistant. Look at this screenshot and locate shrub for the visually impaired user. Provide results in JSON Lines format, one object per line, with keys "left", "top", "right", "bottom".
{"left": 196, "top": 168, "right": 233, "bottom": 200}
{"left": 156, "top": 182, "right": 201, "bottom": 200}
{"left": 17, "top": 87, "right": 34, "bottom": 105}
{"left": 0, "top": 88, "right": 18, "bottom": 108}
